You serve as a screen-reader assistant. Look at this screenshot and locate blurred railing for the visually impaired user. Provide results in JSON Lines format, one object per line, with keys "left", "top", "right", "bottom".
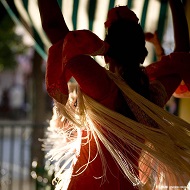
{"left": 0, "top": 121, "right": 54, "bottom": 190}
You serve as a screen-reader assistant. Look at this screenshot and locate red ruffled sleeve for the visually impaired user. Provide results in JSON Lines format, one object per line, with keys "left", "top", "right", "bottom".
{"left": 146, "top": 52, "right": 190, "bottom": 101}
{"left": 173, "top": 80, "right": 190, "bottom": 98}
{"left": 46, "top": 38, "right": 70, "bottom": 104}
{"left": 46, "top": 30, "right": 110, "bottom": 104}
{"left": 170, "top": 53, "right": 190, "bottom": 98}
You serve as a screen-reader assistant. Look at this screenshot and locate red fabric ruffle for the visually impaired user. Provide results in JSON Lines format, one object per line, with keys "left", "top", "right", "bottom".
{"left": 46, "top": 30, "right": 109, "bottom": 103}
{"left": 146, "top": 52, "right": 190, "bottom": 99}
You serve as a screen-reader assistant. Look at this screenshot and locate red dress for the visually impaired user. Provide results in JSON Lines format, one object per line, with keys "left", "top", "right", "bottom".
{"left": 46, "top": 30, "right": 190, "bottom": 190}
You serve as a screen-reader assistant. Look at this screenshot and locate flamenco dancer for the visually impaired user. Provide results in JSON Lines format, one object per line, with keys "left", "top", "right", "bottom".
{"left": 38, "top": 0, "right": 190, "bottom": 189}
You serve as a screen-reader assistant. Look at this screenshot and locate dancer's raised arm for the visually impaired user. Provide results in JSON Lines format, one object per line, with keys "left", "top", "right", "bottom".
{"left": 38, "top": 0, "right": 69, "bottom": 44}
{"left": 169, "top": 0, "right": 189, "bottom": 52}
{"left": 145, "top": 0, "right": 190, "bottom": 100}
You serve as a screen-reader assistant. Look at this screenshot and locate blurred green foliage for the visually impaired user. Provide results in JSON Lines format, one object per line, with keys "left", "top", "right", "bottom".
{"left": 0, "top": 5, "right": 28, "bottom": 71}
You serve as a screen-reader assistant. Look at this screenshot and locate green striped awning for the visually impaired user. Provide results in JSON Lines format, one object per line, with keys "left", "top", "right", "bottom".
{"left": 1, "top": 0, "right": 171, "bottom": 65}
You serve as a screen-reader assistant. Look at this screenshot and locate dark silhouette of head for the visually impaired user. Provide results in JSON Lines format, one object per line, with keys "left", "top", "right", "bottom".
{"left": 104, "top": 6, "right": 149, "bottom": 98}
{"left": 105, "top": 19, "right": 148, "bottom": 69}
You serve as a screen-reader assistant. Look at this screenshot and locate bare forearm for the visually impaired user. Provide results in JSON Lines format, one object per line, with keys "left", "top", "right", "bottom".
{"left": 38, "top": 0, "right": 69, "bottom": 44}
{"left": 169, "top": 0, "right": 189, "bottom": 52}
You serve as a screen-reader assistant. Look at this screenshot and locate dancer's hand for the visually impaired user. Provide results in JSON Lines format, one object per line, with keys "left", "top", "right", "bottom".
{"left": 145, "top": 31, "right": 164, "bottom": 60}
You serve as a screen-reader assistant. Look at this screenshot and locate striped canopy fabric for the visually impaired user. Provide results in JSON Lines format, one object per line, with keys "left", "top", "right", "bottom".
{"left": 1, "top": 0, "right": 172, "bottom": 66}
